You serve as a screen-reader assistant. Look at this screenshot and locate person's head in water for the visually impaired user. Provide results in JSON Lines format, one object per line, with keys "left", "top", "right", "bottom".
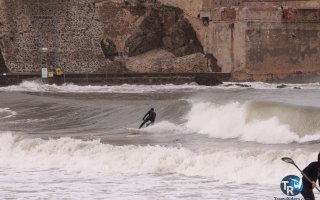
{"left": 150, "top": 108, "right": 154, "bottom": 111}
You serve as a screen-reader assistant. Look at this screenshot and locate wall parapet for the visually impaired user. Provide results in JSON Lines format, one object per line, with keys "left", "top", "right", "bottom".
{"left": 0, "top": 72, "right": 231, "bottom": 86}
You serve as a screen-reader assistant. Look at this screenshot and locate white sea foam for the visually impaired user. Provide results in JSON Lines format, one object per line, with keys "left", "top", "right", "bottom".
{"left": 0, "top": 108, "right": 17, "bottom": 119}
{"left": 142, "top": 121, "right": 192, "bottom": 135}
{"left": 1, "top": 80, "right": 320, "bottom": 94}
{"left": 185, "top": 101, "right": 320, "bottom": 144}
{"left": 220, "top": 82, "right": 320, "bottom": 90}
{"left": 0, "top": 132, "right": 317, "bottom": 185}
{"left": 0, "top": 80, "right": 207, "bottom": 93}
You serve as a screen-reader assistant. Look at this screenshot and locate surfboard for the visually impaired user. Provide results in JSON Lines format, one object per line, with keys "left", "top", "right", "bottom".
{"left": 127, "top": 128, "right": 142, "bottom": 131}
{"left": 126, "top": 128, "right": 145, "bottom": 135}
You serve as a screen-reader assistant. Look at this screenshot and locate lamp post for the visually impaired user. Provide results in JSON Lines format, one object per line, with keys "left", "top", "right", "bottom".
{"left": 41, "top": 47, "right": 48, "bottom": 68}
{"left": 40, "top": 47, "right": 48, "bottom": 79}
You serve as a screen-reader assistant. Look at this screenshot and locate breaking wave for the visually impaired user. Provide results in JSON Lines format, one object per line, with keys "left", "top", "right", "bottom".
{"left": 0, "top": 132, "right": 317, "bottom": 184}
{"left": 0, "top": 80, "right": 207, "bottom": 93}
{"left": 185, "top": 101, "right": 320, "bottom": 144}
{"left": 0, "top": 108, "right": 16, "bottom": 119}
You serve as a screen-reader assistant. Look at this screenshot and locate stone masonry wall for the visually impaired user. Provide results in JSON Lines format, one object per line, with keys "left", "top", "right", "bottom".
{"left": 0, "top": 0, "right": 319, "bottom": 80}
{"left": 0, "top": 0, "right": 207, "bottom": 74}
{"left": 158, "top": 0, "right": 320, "bottom": 79}
{"left": 211, "top": 1, "right": 320, "bottom": 76}
{"left": 240, "top": 5, "right": 320, "bottom": 76}
{"left": 246, "top": 22, "right": 320, "bottom": 74}
{"left": 0, "top": 0, "right": 106, "bottom": 73}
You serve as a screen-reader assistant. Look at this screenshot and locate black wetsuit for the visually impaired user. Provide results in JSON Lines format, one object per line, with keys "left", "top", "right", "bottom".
{"left": 301, "top": 161, "right": 320, "bottom": 200}
{"left": 139, "top": 110, "right": 156, "bottom": 129}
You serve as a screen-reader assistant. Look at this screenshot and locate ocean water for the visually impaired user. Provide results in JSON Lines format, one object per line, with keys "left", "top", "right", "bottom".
{"left": 0, "top": 80, "right": 319, "bottom": 199}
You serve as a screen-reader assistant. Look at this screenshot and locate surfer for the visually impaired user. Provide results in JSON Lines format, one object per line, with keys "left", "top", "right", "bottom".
{"left": 301, "top": 152, "right": 320, "bottom": 200}
{"left": 139, "top": 108, "right": 156, "bottom": 129}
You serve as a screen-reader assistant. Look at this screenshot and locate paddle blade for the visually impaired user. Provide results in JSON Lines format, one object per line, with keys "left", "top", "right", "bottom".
{"left": 282, "top": 157, "right": 295, "bottom": 165}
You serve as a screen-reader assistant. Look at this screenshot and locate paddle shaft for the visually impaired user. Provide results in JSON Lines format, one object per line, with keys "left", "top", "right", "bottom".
{"left": 292, "top": 163, "right": 320, "bottom": 192}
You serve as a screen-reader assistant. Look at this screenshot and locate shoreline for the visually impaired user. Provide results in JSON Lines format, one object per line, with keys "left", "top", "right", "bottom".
{"left": 0, "top": 72, "right": 319, "bottom": 87}
{"left": 0, "top": 72, "right": 231, "bottom": 87}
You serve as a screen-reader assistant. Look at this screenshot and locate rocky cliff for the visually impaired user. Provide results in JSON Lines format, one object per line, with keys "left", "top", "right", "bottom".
{"left": 97, "top": 0, "right": 208, "bottom": 73}
{"left": 0, "top": 0, "right": 319, "bottom": 81}
{"left": 0, "top": 0, "right": 209, "bottom": 74}
{"left": 0, "top": 48, "right": 7, "bottom": 73}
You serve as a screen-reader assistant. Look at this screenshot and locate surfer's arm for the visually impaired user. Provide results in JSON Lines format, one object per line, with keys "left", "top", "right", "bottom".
{"left": 143, "top": 111, "right": 150, "bottom": 120}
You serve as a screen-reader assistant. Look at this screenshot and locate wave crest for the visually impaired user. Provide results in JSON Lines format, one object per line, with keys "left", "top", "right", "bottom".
{"left": 185, "top": 101, "right": 320, "bottom": 144}
{"left": 0, "top": 132, "right": 317, "bottom": 184}
{"left": 0, "top": 108, "right": 17, "bottom": 119}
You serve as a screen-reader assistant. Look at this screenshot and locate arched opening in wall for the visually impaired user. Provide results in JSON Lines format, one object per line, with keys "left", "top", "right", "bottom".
{"left": 0, "top": 48, "right": 9, "bottom": 73}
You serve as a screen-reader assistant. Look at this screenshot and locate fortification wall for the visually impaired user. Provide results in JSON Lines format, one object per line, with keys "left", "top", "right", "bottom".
{"left": 157, "top": 0, "right": 320, "bottom": 79}
{"left": 0, "top": 0, "right": 208, "bottom": 74}
{"left": 0, "top": 0, "right": 106, "bottom": 73}
{"left": 0, "top": 0, "right": 319, "bottom": 81}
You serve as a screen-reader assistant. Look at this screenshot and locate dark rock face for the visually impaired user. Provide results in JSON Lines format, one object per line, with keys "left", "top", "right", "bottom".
{"left": 124, "top": 3, "right": 146, "bottom": 16}
{"left": 126, "top": 5, "right": 203, "bottom": 57}
{"left": 101, "top": 38, "right": 118, "bottom": 61}
{"left": 126, "top": 12, "right": 162, "bottom": 57}
{"left": 277, "top": 84, "right": 287, "bottom": 88}
{"left": 159, "top": 6, "right": 203, "bottom": 57}
{"left": 194, "top": 75, "right": 222, "bottom": 86}
{"left": 0, "top": 48, "right": 9, "bottom": 73}
{"left": 205, "top": 54, "right": 222, "bottom": 72}
{"left": 224, "top": 83, "right": 251, "bottom": 88}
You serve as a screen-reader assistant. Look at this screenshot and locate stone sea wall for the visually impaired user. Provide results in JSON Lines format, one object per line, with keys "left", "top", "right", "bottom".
{"left": 0, "top": 0, "right": 319, "bottom": 81}
{"left": 0, "top": 0, "right": 106, "bottom": 73}
{"left": 159, "top": 0, "right": 320, "bottom": 81}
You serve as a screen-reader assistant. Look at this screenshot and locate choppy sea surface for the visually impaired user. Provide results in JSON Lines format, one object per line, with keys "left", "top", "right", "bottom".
{"left": 0, "top": 80, "right": 320, "bottom": 199}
